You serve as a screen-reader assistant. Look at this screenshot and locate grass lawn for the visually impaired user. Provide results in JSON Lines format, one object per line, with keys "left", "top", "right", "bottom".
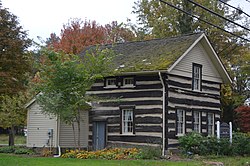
{"left": 0, "top": 153, "right": 201, "bottom": 166}
{"left": 0, "top": 153, "right": 250, "bottom": 166}
{"left": 0, "top": 134, "right": 26, "bottom": 145}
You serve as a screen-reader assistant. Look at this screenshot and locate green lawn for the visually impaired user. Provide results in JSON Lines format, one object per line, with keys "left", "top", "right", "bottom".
{"left": 0, "top": 134, "right": 26, "bottom": 145}
{"left": 0, "top": 153, "right": 200, "bottom": 166}
{"left": 0, "top": 153, "right": 250, "bottom": 166}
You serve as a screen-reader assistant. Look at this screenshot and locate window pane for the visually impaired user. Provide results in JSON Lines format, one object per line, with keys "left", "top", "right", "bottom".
{"left": 207, "top": 113, "right": 214, "bottom": 135}
{"left": 177, "top": 109, "right": 185, "bottom": 134}
{"left": 193, "top": 111, "right": 200, "bottom": 132}
{"left": 124, "top": 78, "right": 134, "bottom": 85}
{"left": 122, "top": 109, "right": 133, "bottom": 134}
{"left": 107, "top": 79, "right": 115, "bottom": 86}
{"left": 193, "top": 65, "right": 201, "bottom": 90}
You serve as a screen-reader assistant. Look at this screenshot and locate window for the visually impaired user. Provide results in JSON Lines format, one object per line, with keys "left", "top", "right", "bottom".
{"left": 123, "top": 77, "right": 134, "bottom": 87}
{"left": 192, "top": 63, "right": 202, "bottom": 91}
{"left": 193, "top": 111, "right": 201, "bottom": 133}
{"left": 207, "top": 113, "right": 214, "bottom": 136}
{"left": 177, "top": 109, "right": 185, "bottom": 135}
{"left": 122, "top": 109, "right": 134, "bottom": 134}
{"left": 105, "top": 78, "right": 116, "bottom": 88}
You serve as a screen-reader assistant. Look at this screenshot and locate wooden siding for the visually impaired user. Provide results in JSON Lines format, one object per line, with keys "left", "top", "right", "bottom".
{"left": 59, "top": 110, "right": 89, "bottom": 148}
{"left": 166, "top": 74, "right": 221, "bottom": 147}
{"left": 170, "top": 43, "right": 222, "bottom": 83}
{"left": 88, "top": 75, "right": 163, "bottom": 147}
{"left": 27, "top": 102, "right": 57, "bottom": 147}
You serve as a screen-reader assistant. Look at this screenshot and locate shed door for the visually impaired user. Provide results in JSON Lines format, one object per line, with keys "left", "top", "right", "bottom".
{"left": 93, "top": 121, "right": 106, "bottom": 150}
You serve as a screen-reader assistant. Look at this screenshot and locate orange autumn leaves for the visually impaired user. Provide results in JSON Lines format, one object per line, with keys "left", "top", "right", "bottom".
{"left": 47, "top": 19, "right": 135, "bottom": 54}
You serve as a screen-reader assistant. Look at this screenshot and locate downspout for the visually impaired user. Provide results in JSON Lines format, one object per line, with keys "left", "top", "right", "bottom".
{"left": 54, "top": 117, "right": 61, "bottom": 157}
{"left": 159, "top": 72, "right": 166, "bottom": 156}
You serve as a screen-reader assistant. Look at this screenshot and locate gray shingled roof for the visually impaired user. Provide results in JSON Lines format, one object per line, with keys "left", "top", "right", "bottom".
{"left": 81, "top": 33, "right": 203, "bottom": 72}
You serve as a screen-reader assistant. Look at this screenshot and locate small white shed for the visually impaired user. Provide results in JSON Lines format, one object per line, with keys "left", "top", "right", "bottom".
{"left": 25, "top": 99, "right": 89, "bottom": 148}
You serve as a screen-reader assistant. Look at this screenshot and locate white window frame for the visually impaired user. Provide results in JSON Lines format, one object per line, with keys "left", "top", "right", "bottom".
{"left": 177, "top": 109, "right": 185, "bottom": 136}
{"left": 193, "top": 111, "right": 201, "bottom": 133}
{"left": 193, "top": 64, "right": 201, "bottom": 91}
{"left": 207, "top": 113, "right": 214, "bottom": 136}
{"left": 122, "top": 109, "right": 134, "bottom": 135}
{"left": 105, "top": 78, "right": 116, "bottom": 88}
{"left": 122, "top": 77, "right": 135, "bottom": 88}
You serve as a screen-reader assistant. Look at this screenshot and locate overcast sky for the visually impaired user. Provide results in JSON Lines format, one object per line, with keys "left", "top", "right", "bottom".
{"left": 2, "top": 0, "right": 250, "bottom": 45}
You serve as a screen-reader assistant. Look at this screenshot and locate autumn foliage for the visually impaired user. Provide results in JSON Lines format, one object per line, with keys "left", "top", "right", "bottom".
{"left": 0, "top": 3, "right": 32, "bottom": 95}
{"left": 235, "top": 106, "right": 250, "bottom": 132}
{"left": 47, "top": 19, "right": 135, "bottom": 54}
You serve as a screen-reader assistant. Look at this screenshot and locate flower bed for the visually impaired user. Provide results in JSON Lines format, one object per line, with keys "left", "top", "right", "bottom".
{"left": 61, "top": 148, "right": 140, "bottom": 160}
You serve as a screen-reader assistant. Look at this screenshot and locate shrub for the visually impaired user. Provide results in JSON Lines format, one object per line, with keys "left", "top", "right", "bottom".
{"left": 41, "top": 148, "right": 53, "bottom": 157}
{"left": 136, "top": 146, "right": 161, "bottom": 159}
{"left": 0, "top": 146, "right": 15, "bottom": 153}
{"left": 231, "top": 132, "right": 250, "bottom": 155}
{"left": 235, "top": 106, "right": 250, "bottom": 132}
{"left": 179, "top": 132, "right": 205, "bottom": 155}
{"left": 14, "top": 148, "right": 35, "bottom": 155}
{"left": 0, "top": 146, "right": 35, "bottom": 155}
{"left": 62, "top": 148, "right": 143, "bottom": 160}
{"left": 179, "top": 132, "right": 250, "bottom": 156}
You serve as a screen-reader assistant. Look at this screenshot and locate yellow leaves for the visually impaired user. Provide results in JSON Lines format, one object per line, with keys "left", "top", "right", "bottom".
{"left": 61, "top": 148, "right": 140, "bottom": 160}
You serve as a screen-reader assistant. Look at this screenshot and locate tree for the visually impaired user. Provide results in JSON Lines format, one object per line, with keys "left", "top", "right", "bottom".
{"left": 0, "top": 93, "right": 28, "bottom": 146}
{"left": 34, "top": 48, "right": 115, "bottom": 149}
{"left": 0, "top": 2, "right": 32, "bottom": 96}
{"left": 104, "top": 21, "right": 135, "bottom": 43}
{"left": 47, "top": 19, "right": 135, "bottom": 54}
{"left": 133, "top": 0, "right": 250, "bottom": 120}
{"left": 0, "top": 2, "right": 32, "bottom": 146}
{"left": 133, "top": 0, "right": 249, "bottom": 56}
{"left": 235, "top": 106, "right": 250, "bottom": 132}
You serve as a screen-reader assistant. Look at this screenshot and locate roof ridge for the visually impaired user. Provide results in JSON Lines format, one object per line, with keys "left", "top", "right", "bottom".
{"left": 104, "top": 32, "right": 203, "bottom": 47}
{"left": 82, "top": 32, "right": 203, "bottom": 51}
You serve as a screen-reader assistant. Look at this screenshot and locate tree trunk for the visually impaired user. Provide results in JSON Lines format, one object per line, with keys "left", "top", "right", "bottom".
{"left": 72, "top": 123, "right": 77, "bottom": 150}
{"left": 77, "top": 109, "right": 81, "bottom": 150}
{"left": 8, "top": 125, "right": 15, "bottom": 146}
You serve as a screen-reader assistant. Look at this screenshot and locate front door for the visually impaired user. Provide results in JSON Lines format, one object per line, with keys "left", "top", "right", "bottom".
{"left": 93, "top": 121, "right": 106, "bottom": 150}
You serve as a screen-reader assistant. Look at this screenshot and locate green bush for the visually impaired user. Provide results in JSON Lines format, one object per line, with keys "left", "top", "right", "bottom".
{"left": 14, "top": 148, "right": 35, "bottom": 155}
{"left": 231, "top": 132, "right": 250, "bottom": 155}
{"left": 136, "top": 147, "right": 161, "bottom": 159}
{"left": 0, "top": 146, "right": 34, "bottom": 155}
{"left": 179, "top": 132, "right": 206, "bottom": 155}
{"left": 0, "top": 146, "right": 15, "bottom": 153}
{"left": 179, "top": 132, "right": 250, "bottom": 156}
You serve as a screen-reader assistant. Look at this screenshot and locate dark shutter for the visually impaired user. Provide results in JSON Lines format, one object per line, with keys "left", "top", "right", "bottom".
{"left": 200, "top": 65, "right": 203, "bottom": 91}
{"left": 104, "top": 78, "right": 107, "bottom": 87}
{"left": 192, "top": 64, "right": 195, "bottom": 90}
{"left": 184, "top": 110, "right": 187, "bottom": 134}
{"left": 119, "top": 107, "right": 122, "bottom": 134}
{"left": 175, "top": 109, "right": 178, "bottom": 136}
{"left": 133, "top": 108, "right": 136, "bottom": 134}
{"left": 206, "top": 112, "right": 208, "bottom": 136}
{"left": 191, "top": 109, "right": 194, "bottom": 131}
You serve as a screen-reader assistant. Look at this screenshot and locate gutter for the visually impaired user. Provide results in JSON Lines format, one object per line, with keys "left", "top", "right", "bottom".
{"left": 158, "top": 72, "right": 166, "bottom": 156}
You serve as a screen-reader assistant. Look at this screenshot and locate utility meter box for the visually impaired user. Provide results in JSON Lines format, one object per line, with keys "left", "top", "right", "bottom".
{"left": 48, "top": 129, "right": 53, "bottom": 137}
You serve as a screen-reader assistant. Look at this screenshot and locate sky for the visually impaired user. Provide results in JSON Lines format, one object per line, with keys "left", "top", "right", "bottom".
{"left": 1, "top": 0, "right": 250, "bottom": 45}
